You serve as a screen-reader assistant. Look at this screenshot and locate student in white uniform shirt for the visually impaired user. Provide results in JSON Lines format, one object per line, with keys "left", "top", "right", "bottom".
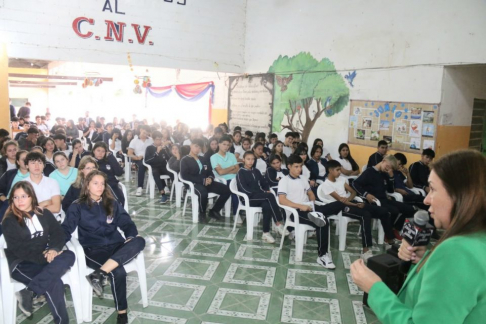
{"left": 283, "top": 132, "right": 294, "bottom": 157}
{"left": 127, "top": 126, "right": 154, "bottom": 196}
{"left": 235, "top": 138, "right": 252, "bottom": 163}
{"left": 251, "top": 143, "right": 268, "bottom": 174}
{"left": 335, "top": 143, "right": 360, "bottom": 180}
{"left": 53, "top": 134, "right": 72, "bottom": 157}
{"left": 312, "top": 138, "right": 332, "bottom": 160}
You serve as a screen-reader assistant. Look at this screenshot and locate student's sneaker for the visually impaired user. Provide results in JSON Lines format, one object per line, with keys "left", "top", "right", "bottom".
{"left": 307, "top": 212, "right": 327, "bottom": 227}
{"left": 316, "top": 253, "right": 336, "bottom": 269}
{"left": 86, "top": 270, "right": 104, "bottom": 297}
{"left": 361, "top": 250, "right": 374, "bottom": 263}
{"left": 208, "top": 209, "right": 222, "bottom": 221}
{"left": 102, "top": 274, "right": 110, "bottom": 287}
{"left": 262, "top": 232, "right": 276, "bottom": 243}
{"left": 117, "top": 313, "right": 128, "bottom": 324}
{"left": 160, "top": 194, "right": 168, "bottom": 204}
{"left": 199, "top": 213, "right": 208, "bottom": 224}
{"left": 33, "top": 294, "right": 46, "bottom": 307}
{"left": 236, "top": 215, "right": 244, "bottom": 225}
{"left": 276, "top": 224, "right": 289, "bottom": 236}
{"left": 288, "top": 231, "right": 295, "bottom": 241}
{"left": 164, "top": 186, "right": 171, "bottom": 194}
{"left": 135, "top": 187, "right": 143, "bottom": 197}
{"left": 307, "top": 230, "right": 316, "bottom": 238}
{"left": 15, "top": 288, "right": 34, "bottom": 316}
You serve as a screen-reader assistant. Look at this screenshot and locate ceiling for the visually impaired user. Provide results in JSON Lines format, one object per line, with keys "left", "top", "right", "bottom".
{"left": 8, "top": 58, "right": 51, "bottom": 69}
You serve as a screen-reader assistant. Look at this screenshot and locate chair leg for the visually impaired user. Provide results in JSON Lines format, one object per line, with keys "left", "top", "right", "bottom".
{"left": 81, "top": 275, "right": 93, "bottom": 322}
{"left": 224, "top": 197, "right": 231, "bottom": 218}
{"left": 136, "top": 253, "right": 149, "bottom": 308}
{"left": 295, "top": 227, "right": 306, "bottom": 262}
{"left": 170, "top": 181, "right": 175, "bottom": 202}
{"left": 246, "top": 210, "right": 254, "bottom": 241}
{"left": 377, "top": 220, "right": 385, "bottom": 244}
{"left": 192, "top": 196, "right": 199, "bottom": 224}
{"left": 182, "top": 192, "right": 189, "bottom": 216}
{"left": 175, "top": 183, "right": 183, "bottom": 208}
{"left": 338, "top": 218, "right": 348, "bottom": 251}
{"left": 233, "top": 206, "right": 241, "bottom": 232}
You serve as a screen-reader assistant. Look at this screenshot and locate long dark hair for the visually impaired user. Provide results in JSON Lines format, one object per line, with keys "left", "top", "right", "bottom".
{"left": 121, "top": 130, "right": 134, "bottom": 153}
{"left": 91, "top": 142, "right": 109, "bottom": 161}
{"left": 338, "top": 143, "right": 359, "bottom": 171}
{"left": 417, "top": 150, "right": 486, "bottom": 272}
{"left": 4, "top": 181, "right": 42, "bottom": 226}
{"left": 78, "top": 170, "right": 115, "bottom": 217}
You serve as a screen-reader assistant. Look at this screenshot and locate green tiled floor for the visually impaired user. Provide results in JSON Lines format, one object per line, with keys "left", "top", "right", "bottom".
{"left": 18, "top": 175, "right": 387, "bottom": 324}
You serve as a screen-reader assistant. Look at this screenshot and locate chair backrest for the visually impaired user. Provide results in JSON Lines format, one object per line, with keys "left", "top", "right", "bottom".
{"left": 361, "top": 165, "right": 368, "bottom": 172}
{"left": 118, "top": 182, "right": 129, "bottom": 211}
{"left": 166, "top": 163, "right": 180, "bottom": 183}
{"left": 0, "top": 235, "right": 6, "bottom": 249}
{"left": 178, "top": 172, "right": 194, "bottom": 192}
{"left": 142, "top": 159, "right": 152, "bottom": 172}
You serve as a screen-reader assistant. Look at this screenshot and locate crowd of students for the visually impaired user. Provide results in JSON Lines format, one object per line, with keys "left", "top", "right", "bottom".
{"left": 0, "top": 104, "right": 438, "bottom": 323}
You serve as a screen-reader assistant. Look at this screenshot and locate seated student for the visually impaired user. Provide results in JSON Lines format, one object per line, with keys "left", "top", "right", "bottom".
{"left": 306, "top": 145, "right": 329, "bottom": 182}
{"left": 278, "top": 155, "right": 344, "bottom": 269}
{"left": 168, "top": 144, "right": 182, "bottom": 173}
{"left": 203, "top": 137, "right": 219, "bottom": 164}
{"left": 109, "top": 128, "right": 124, "bottom": 162}
{"left": 254, "top": 132, "right": 271, "bottom": 160}
{"left": 18, "top": 127, "right": 39, "bottom": 151}
{"left": 237, "top": 151, "right": 287, "bottom": 243}
{"left": 144, "top": 131, "right": 173, "bottom": 204}
{"left": 102, "top": 122, "right": 114, "bottom": 145}
{"left": 92, "top": 142, "right": 125, "bottom": 207}
{"left": 0, "top": 140, "right": 18, "bottom": 176}
{"left": 283, "top": 132, "right": 294, "bottom": 157}
{"left": 62, "top": 171, "right": 145, "bottom": 324}
{"left": 267, "top": 133, "right": 278, "bottom": 151}
{"left": 42, "top": 137, "right": 57, "bottom": 164}
{"left": 30, "top": 146, "right": 56, "bottom": 176}
{"left": 313, "top": 138, "right": 332, "bottom": 160}
{"left": 394, "top": 153, "right": 429, "bottom": 210}
{"left": 24, "top": 152, "right": 62, "bottom": 217}
{"left": 235, "top": 137, "right": 252, "bottom": 163}
{"left": 265, "top": 154, "right": 289, "bottom": 188}
{"left": 211, "top": 126, "right": 223, "bottom": 141}
{"left": 293, "top": 146, "right": 314, "bottom": 185}
{"left": 53, "top": 134, "right": 72, "bottom": 156}
{"left": 14, "top": 122, "right": 29, "bottom": 141}
{"left": 251, "top": 143, "right": 268, "bottom": 174}
{"left": 211, "top": 136, "right": 239, "bottom": 215}
{"left": 229, "top": 131, "right": 242, "bottom": 154}
{"left": 127, "top": 126, "right": 153, "bottom": 196}
{"left": 90, "top": 122, "right": 106, "bottom": 144}
{"left": 49, "top": 152, "right": 78, "bottom": 197}
{"left": 352, "top": 155, "right": 415, "bottom": 239}
{"left": 409, "top": 148, "right": 435, "bottom": 193}
{"left": 335, "top": 143, "right": 360, "bottom": 179}
{"left": 180, "top": 139, "right": 231, "bottom": 223}
{"left": 244, "top": 130, "right": 253, "bottom": 140}
{"left": 322, "top": 160, "right": 396, "bottom": 261}
{"left": 68, "top": 139, "right": 90, "bottom": 168}
{"left": 367, "top": 140, "right": 388, "bottom": 168}
{"left": 2, "top": 181, "right": 75, "bottom": 323}
{"left": 11, "top": 116, "right": 23, "bottom": 137}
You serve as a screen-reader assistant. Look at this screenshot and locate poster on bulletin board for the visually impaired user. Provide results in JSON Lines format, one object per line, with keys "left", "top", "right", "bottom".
{"left": 348, "top": 100, "right": 439, "bottom": 153}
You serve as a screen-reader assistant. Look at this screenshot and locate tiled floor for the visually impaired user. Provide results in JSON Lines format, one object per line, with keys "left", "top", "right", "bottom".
{"left": 18, "top": 175, "right": 386, "bottom": 324}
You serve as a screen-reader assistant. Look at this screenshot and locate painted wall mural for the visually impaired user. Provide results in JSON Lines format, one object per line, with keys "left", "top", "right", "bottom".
{"left": 269, "top": 52, "right": 349, "bottom": 142}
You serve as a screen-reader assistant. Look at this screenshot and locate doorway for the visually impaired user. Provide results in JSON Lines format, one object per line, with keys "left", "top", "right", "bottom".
{"left": 469, "top": 99, "right": 486, "bottom": 155}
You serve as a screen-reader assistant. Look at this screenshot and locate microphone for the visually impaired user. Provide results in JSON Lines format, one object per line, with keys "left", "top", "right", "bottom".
{"left": 399, "top": 210, "right": 434, "bottom": 273}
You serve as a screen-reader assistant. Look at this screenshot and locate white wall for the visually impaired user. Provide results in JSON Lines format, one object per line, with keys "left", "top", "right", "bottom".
{"left": 0, "top": 0, "right": 247, "bottom": 73}
{"left": 440, "top": 65, "right": 486, "bottom": 126}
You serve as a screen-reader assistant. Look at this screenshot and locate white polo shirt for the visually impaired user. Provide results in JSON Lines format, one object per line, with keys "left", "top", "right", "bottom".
{"left": 278, "top": 174, "right": 310, "bottom": 204}
{"left": 129, "top": 137, "right": 154, "bottom": 156}
{"left": 335, "top": 157, "right": 354, "bottom": 179}
{"left": 25, "top": 175, "right": 61, "bottom": 203}
{"left": 283, "top": 145, "right": 292, "bottom": 157}
{"left": 322, "top": 177, "right": 347, "bottom": 201}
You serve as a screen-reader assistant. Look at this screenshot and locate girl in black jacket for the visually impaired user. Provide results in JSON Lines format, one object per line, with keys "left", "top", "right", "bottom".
{"left": 62, "top": 171, "right": 145, "bottom": 324}
{"left": 265, "top": 154, "right": 289, "bottom": 188}
{"left": 2, "top": 181, "right": 75, "bottom": 323}
{"left": 92, "top": 142, "right": 125, "bottom": 207}
{"left": 0, "top": 140, "right": 18, "bottom": 176}
{"left": 236, "top": 151, "right": 286, "bottom": 243}
{"left": 306, "top": 145, "right": 329, "bottom": 182}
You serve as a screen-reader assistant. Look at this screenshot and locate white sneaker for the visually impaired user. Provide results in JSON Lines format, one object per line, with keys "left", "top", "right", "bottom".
{"left": 262, "top": 232, "right": 276, "bottom": 243}
{"left": 288, "top": 231, "right": 295, "bottom": 241}
{"left": 276, "top": 224, "right": 289, "bottom": 236}
{"left": 164, "top": 186, "right": 170, "bottom": 194}
{"left": 361, "top": 250, "right": 373, "bottom": 263}
{"left": 136, "top": 187, "right": 143, "bottom": 196}
{"left": 317, "top": 253, "right": 336, "bottom": 269}
{"left": 308, "top": 212, "right": 327, "bottom": 227}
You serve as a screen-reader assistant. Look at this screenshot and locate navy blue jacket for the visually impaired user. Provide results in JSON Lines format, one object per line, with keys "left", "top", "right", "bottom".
{"left": 68, "top": 150, "right": 90, "bottom": 168}
{"left": 62, "top": 184, "right": 121, "bottom": 213}
{"left": 62, "top": 199, "right": 137, "bottom": 247}
{"left": 236, "top": 167, "right": 270, "bottom": 197}
{"left": 43, "top": 161, "right": 56, "bottom": 177}
{"left": 352, "top": 167, "right": 395, "bottom": 200}
{"left": 180, "top": 155, "right": 214, "bottom": 185}
{"left": 95, "top": 154, "right": 123, "bottom": 187}
{"left": 409, "top": 161, "right": 430, "bottom": 189}
{"left": 0, "top": 169, "right": 17, "bottom": 197}
{"left": 306, "top": 158, "right": 328, "bottom": 181}
{"left": 367, "top": 152, "right": 384, "bottom": 168}
{"left": 145, "top": 145, "right": 171, "bottom": 169}
{"left": 265, "top": 167, "right": 289, "bottom": 187}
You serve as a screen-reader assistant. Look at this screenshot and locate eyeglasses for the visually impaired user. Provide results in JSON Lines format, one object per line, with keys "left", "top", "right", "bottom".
{"left": 13, "top": 195, "right": 30, "bottom": 200}
{"left": 84, "top": 167, "right": 97, "bottom": 171}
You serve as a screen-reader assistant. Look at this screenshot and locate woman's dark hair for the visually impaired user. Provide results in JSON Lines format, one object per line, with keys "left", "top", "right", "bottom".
{"left": 288, "top": 154, "right": 303, "bottom": 165}
{"left": 243, "top": 151, "right": 255, "bottom": 159}
{"left": 296, "top": 142, "right": 308, "bottom": 153}
{"left": 310, "top": 145, "right": 323, "bottom": 159}
{"left": 1, "top": 140, "right": 18, "bottom": 156}
{"left": 417, "top": 150, "right": 486, "bottom": 272}
{"left": 394, "top": 153, "right": 407, "bottom": 165}
{"left": 4, "top": 181, "right": 42, "bottom": 226}
{"left": 181, "top": 145, "right": 191, "bottom": 157}
{"left": 338, "top": 143, "right": 359, "bottom": 171}
{"left": 313, "top": 138, "right": 323, "bottom": 147}
{"left": 293, "top": 146, "right": 308, "bottom": 162}
{"left": 41, "top": 137, "right": 58, "bottom": 153}
{"left": 269, "top": 154, "right": 281, "bottom": 164}
{"left": 112, "top": 128, "right": 122, "bottom": 138}
{"left": 121, "top": 130, "right": 134, "bottom": 153}
{"left": 242, "top": 138, "right": 252, "bottom": 145}
{"left": 171, "top": 144, "right": 181, "bottom": 155}
{"left": 25, "top": 151, "right": 46, "bottom": 165}
{"left": 78, "top": 170, "right": 115, "bottom": 218}
{"left": 92, "top": 142, "right": 109, "bottom": 160}
{"left": 15, "top": 150, "right": 28, "bottom": 168}
{"left": 252, "top": 142, "right": 264, "bottom": 151}
{"left": 72, "top": 139, "right": 82, "bottom": 148}
{"left": 53, "top": 151, "right": 68, "bottom": 163}
{"left": 233, "top": 131, "right": 242, "bottom": 142}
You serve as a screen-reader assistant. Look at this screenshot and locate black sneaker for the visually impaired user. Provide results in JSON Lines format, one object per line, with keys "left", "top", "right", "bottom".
{"left": 307, "top": 212, "right": 327, "bottom": 227}
{"left": 15, "top": 288, "right": 34, "bottom": 316}
{"left": 208, "top": 209, "right": 222, "bottom": 221}
{"left": 86, "top": 270, "right": 104, "bottom": 297}
{"left": 33, "top": 294, "right": 46, "bottom": 307}
{"left": 199, "top": 212, "right": 208, "bottom": 224}
{"left": 117, "top": 313, "right": 128, "bottom": 324}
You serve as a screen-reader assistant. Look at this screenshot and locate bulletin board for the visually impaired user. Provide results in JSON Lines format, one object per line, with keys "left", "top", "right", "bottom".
{"left": 348, "top": 100, "right": 439, "bottom": 153}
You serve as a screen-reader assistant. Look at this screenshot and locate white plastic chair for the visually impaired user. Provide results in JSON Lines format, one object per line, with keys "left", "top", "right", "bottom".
{"left": 387, "top": 192, "right": 403, "bottom": 202}
{"left": 118, "top": 182, "right": 129, "bottom": 211}
{"left": 167, "top": 163, "right": 183, "bottom": 208}
{"left": 122, "top": 153, "right": 132, "bottom": 182}
{"left": 0, "top": 236, "right": 84, "bottom": 324}
{"left": 143, "top": 160, "right": 171, "bottom": 199}
{"left": 69, "top": 228, "right": 148, "bottom": 322}
{"left": 361, "top": 165, "right": 368, "bottom": 172}
{"left": 229, "top": 178, "right": 262, "bottom": 241}
{"left": 410, "top": 187, "right": 426, "bottom": 196}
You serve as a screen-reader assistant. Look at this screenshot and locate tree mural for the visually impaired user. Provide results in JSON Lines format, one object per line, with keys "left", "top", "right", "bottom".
{"left": 269, "top": 52, "right": 349, "bottom": 142}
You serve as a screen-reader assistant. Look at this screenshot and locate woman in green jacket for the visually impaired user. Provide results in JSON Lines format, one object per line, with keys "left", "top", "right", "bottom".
{"left": 351, "top": 149, "right": 486, "bottom": 323}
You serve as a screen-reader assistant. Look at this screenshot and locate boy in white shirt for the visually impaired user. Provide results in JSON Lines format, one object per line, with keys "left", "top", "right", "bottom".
{"left": 278, "top": 155, "right": 343, "bottom": 269}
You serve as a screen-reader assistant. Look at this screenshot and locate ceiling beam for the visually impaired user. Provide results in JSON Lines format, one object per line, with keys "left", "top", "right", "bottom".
{"left": 10, "top": 85, "right": 56, "bottom": 88}
{"left": 8, "top": 73, "right": 113, "bottom": 81}
{"left": 9, "top": 80, "right": 77, "bottom": 86}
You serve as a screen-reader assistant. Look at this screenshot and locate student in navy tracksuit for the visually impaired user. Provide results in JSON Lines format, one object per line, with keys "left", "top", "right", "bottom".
{"left": 394, "top": 153, "right": 429, "bottom": 210}
{"left": 144, "top": 131, "right": 173, "bottom": 203}
{"left": 409, "top": 148, "right": 435, "bottom": 193}
{"left": 237, "top": 151, "right": 287, "bottom": 243}
{"left": 3, "top": 181, "right": 75, "bottom": 323}
{"left": 62, "top": 171, "right": 145, "bottom": 324}
{"left": 68, "top": 139, "right": 90, "bottom": 168}
{"left": 367, "top": 140, "right": 388, "bottom": 168}
{"left": 180, "top": 139, "right": 231, "bottom": 223}
{"left": 265, "top": 154, "right": 289, "bottom": 188}
{"left": 352, "top": 155, "right": 415, "bottom": 238}
{"left": 306, "top": 145, "right": 329, "bottom": 182}
{"left": 91, "top": 142, "right": 125, "bottom": 207}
